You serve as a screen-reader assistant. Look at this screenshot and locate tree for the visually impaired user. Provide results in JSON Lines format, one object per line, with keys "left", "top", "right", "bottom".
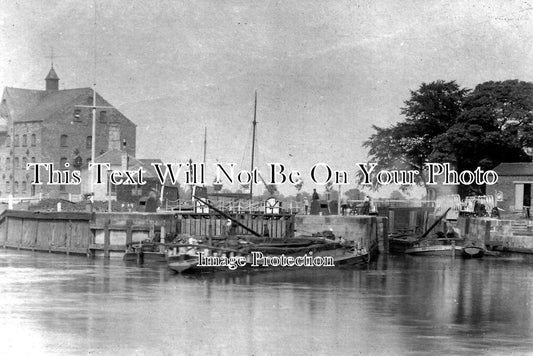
{"left": 430, "top": 80, "right": 532, "bottom": 194}
{"left": 344, "top": 188, "right": 363, "bottom": 200}
{"left": 389, "top": 190, "right": 406, "bottom": 200}
{"left": 265, "top": 184, "right": 278, "bottom": 196}
{"left": 213, "top": 178, "right": 223, "bottom": 192}
{"left": 364, "top": 81, "right": 468, "bottom": 188}
{"left": 294, "top": 179, "right": 304, "bottom": 192}
{"left": 364, "top": 79, "right": 532, "bottom": 196}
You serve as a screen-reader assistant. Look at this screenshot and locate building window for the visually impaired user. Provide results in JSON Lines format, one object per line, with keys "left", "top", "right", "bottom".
{"left": 31, "top": 157, "right": 36, "bottom": 163}
{"left": 99, "top": 111, "right": 107, "bottom": 123}
{"left": 5, "top": 135, "right": 10, "bottom": 147}
{"left": 22, "top": 157, "right": 27, "bottom": 169}
{"left": 60, "top": 157, "right": 68, "bottom": 169}
{"left": 6, "top": 182, "right": 10, "bottom": 193}
{"left": 31, "top": 134, "right": 36, "bottom": 146}
{"left": 60, "top": 185, "right": 66, "bottom": 192}
{"left": 132, "top": 185, "right": 142, "bottom": 196}
{"left": 5, "top": 157, "right": 10, "bottom": 170}
{"left": 14, "top": 157, "right": 19, "bottom": 169}
{"left": 73, "top": 109, "right": 81, "bottom": 121}
{"left": 21, "top": 181, "right": 26, "bottom": 193}
{"left": 86, "top": 136, "right": 92, "bottom": 149}
{"left": 14, "top": 135, "right": 19, "bottom": 147}
{"left": 22, "top": 134, "right": 27, "bottom": 147}
{"left": 60, "top": 134, "right": 68, "bottom": 147}
{"left": 14, "top": 181, "right": 18, "bottom": 194}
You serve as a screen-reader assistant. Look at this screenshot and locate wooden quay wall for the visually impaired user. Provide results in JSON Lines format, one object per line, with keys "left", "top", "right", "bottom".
{"left": 0, "top": 210, "right": 295, "bottom": 257}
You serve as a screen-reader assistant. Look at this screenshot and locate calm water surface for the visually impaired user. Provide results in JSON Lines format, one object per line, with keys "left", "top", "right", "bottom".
{"left": 0, "top": 249, "right": 532, "bottom": 355}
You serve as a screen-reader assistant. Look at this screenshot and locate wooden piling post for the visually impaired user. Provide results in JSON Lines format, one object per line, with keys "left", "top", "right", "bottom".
{"left": 66, "top": 221, "right": 71, "bottom": 255}
{"left": 382, "top": 217, "right": 389, "bottom": 253}
{"left": 484, "top": 220, "right": 491, "bottom": 247}
{"left": 3, "top": 216, "right": 8, "bottom": 248}
{"left": 125, "top": 219, "right": 133, "bottom": 251}
{"left": 451, "top": 239, "right": 456, "bottom": 258}
{"left": 104, "top": 219, "right": 110, "bottom": 259}
{"left": 149, "top": 220, "right": 155, "bottom": 239}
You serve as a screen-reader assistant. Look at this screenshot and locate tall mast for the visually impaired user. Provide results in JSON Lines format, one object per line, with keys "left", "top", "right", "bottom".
{"left": 250, "top": 90, "right": 257, "bottom": 199}
{"left": 203, "top": 127, "right": 207, "bottom": 165}
{"left": 75, "top": 0, "right": 113, "bottom": 201}
{"left": 203, "top": 127, "right": 207, "bottom": 188}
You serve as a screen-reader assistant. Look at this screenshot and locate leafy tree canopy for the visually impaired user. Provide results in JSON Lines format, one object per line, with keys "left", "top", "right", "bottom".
{"left": 364, "top": 79, "right": 532, "bottom": 195}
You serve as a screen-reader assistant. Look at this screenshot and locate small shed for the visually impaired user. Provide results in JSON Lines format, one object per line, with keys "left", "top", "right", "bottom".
{"left": 490, "top": 162, "right": 533, "bottom": 213}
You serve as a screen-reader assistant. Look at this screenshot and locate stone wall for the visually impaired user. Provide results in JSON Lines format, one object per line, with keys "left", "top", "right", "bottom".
{"left": 455, "top": 216, "right": 533, "bottom": 252}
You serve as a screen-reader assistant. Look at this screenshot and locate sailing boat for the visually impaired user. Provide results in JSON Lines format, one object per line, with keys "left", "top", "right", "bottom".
{"left": 166, "top": 92, "right": 378, "bottom": 273}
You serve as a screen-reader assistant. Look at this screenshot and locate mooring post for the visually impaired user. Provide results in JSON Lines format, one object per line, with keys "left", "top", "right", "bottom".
{"left": 126, "top": 219, "right": 133, "bottom": 251}
{"left": 452, "top": 239, "right": 456, "bottom": 258}
{"left": 382, "top": 216, "right": 389, "bottom": 253}
{"left": 66, "top": 221, "right": 73, "bottom": 255}
{"left": 136, "top": 249, "right": 144, "bottom": 265}
{"left": 208, "top": 224, "right": 212, "bottom": 246}
{"left": 160, "top": 220, "right": 166, "bottom": 253}
{"left": 149, "top": 220, "right": 155, "bottom": 240}
{"left": 3, "top": 216, "right": 9, "bottom": 249}
{"left": 104, "top": 219, "right": 110, "bottom": 259}
{"left": 484, "top": 220, "right": 491, "bottom": 247}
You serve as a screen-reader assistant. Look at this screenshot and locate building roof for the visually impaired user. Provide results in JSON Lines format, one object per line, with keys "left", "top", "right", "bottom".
{"left": 138, "top": 158, "right": 180, "bottom": 187}
{"left": 1, "top": 87, "right": 136, "bottom": 126}
{"left": 493, "top": 162, "right": 533, "bottom": 176}
{"left": 45, "top": 67, "right": 59, "bottom": 80}
{"left": 95, "top": 149, "right": 140, "bottom": 166}
{"left": 92, "top": 151, "right": 178, "bottom": 185}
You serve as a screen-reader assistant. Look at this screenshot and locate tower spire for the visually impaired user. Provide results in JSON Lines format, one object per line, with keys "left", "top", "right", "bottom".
{"left": 45, "top": 65, "right": 59, "bottom": 91}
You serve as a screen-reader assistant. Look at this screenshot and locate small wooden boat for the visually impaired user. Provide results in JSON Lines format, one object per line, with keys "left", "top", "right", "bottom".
{"left": 168, "top": 239, "right": 379, "bottom": 274}
{"left": 405, "top": 238, "right": 463, "bottom": 256}
{"left": 123, "top": 241, "right": 168, "bottom": 263}
{"left": 388, "top": 233, "right": 417, "bottom": 254}
{"left": 462, "top": 245, "right": 485, "bottom": 258}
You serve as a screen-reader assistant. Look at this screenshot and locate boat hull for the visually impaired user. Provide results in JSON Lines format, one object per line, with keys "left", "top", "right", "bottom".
{"left": 405, "top": 244, "right": 463, "bottom": 256}
{"left": 169, "top": 244, "right": 378, "bottom": 274}
{"left": 388, "top": 237, "right": 416, "bottom": 254}
{"left": 462, "top": 246, "right": 485, "bottom": 259}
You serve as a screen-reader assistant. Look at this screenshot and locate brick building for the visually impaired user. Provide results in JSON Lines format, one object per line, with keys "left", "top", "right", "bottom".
{"left": 80, "top": 152, "right": 179, "bottom": 209}
{"left": 0, "top": 66, "right": 136, "bottom": 198}
{"left": 490, "top": 162, "right": 533, "bottom": 213}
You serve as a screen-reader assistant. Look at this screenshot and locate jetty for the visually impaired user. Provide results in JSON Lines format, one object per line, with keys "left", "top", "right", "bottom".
{"left": 0, "top": 209, "right": 387, "bottom": 258}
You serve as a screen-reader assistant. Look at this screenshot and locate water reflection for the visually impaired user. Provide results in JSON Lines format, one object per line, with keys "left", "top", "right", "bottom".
{"left": 0, "top": 250, "right": 532, "bottom": 355}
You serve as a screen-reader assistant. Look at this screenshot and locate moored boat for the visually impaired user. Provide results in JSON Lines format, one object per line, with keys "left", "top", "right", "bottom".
{"left": 168, "top": 239, "right": 378, "bottom": 274}
{"left": 390, "top": 208, "right": 451, "bottom": 254}
{"left": 405, "top": 238, "right": 463, "bottom": 256}
{"left": 123, "top": 241, "right": 168, "bottom": 263}
{"left": 462, "top": 245, "right": 485, "bottom": 258}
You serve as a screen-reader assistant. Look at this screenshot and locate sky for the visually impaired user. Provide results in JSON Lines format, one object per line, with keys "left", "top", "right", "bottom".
{"left": 1, "top": 0, "right": 533, "bottom": 197}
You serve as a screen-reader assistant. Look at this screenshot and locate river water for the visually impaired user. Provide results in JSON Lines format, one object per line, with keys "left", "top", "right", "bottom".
{"left": 0, "top": 249, "right": 532, "bottom": 356}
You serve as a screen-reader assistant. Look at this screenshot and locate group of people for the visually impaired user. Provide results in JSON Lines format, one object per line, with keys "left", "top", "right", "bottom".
{"left": 301, "top": 190, "right": 377, "bottom": 216}
{"left": 302, "top": 189, "right": 320, "bottom": 215}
